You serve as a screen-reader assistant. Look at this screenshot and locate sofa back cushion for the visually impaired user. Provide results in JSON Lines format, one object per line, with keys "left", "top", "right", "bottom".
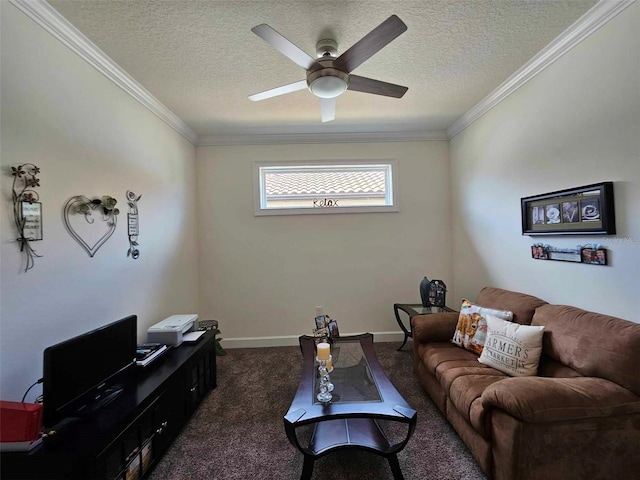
{"left": 537, "top": 355, "right": 582, "bottom": 378}
{"left": 532, "top": 304, "right": 640, "bottom": 396}
{"left": 475, "top": 287, "right": 547, "bottom": 325}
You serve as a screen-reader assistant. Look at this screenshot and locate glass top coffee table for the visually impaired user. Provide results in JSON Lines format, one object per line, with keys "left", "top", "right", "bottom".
{"left": 284, "top": 333, "right": 417, "bottom": 480}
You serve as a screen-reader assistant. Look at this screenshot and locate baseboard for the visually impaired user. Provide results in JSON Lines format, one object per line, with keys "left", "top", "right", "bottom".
{"left": 220, "top": 331, "right": 406, "bottom": 349}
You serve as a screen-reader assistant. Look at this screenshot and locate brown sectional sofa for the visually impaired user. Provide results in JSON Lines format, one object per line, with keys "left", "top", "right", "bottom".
{"left": 411, "top": 287, "right": 640, "bottom": 480}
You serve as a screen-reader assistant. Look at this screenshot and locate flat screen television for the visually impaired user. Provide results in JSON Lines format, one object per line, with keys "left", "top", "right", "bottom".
{"left": 43, "top": 315, "right": 137, "bottom": 428}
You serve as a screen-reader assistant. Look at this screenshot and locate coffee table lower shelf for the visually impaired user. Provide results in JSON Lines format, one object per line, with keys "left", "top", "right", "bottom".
{"left": 301, "top": 417, "right": 404, "bottom": 480}
{"left": 311, "top": 418, "right": 388, "bottom": 454}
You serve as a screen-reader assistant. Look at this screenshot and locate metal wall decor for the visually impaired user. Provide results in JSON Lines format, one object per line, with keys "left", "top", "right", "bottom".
{"left": 521, "top": 182, "right": 615, "bottom": 236}
{"left": 126, "top": 190, "right": 141, "bottom": 259}
{"left": 10, "top": 164, "right": 43, "bottom": 272}
{"left": 63, "top": 195, "right": 119, "bottom": 257}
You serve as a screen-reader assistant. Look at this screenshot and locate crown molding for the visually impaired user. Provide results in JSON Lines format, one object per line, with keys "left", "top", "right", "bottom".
{"left": 9, "top": 0, "right": 199, "bottom": 145}
{"left": 447, "top": 0, "right": 636, "bottom": 139}
{"left": 197, "top": 129, "right": 449, "bottom": 146}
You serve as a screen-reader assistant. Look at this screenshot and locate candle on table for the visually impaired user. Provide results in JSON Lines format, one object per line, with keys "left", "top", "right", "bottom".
{"left": 317, "top": 342, "right": 330, "bottom": 360}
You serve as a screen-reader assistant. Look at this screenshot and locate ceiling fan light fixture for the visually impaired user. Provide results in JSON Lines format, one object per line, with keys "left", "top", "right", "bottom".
{"left": 250, "top": 15, "right": 409, "bottom": 119}
{"left": 309, "top": 76, "right": 348, "bottom": 99}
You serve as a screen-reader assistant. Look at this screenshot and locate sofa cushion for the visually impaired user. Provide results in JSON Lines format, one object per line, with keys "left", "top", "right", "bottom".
{"left": 449, "top": 374, "right": 506, "bottom": 438}
{"left": 532, "top": 304, "right": 640, "bottom": 396}
{"left": 421, "top": 342, "right": 482, "bottom": 381}
{"left": 482, "top": 376, "right": 640, "bottom": 423}
{"left": 415, "top": 341, "right": 456, "bottom": 366}
{"left": 476, "top": 287, "right": 547, "bottom": 325}
{"left": 440, "top": 365, "right": 507, "bottom": 395}
{"left": 451, "top": 299, "right": 513, "bottom": 354}
{"left": 478, "top": 315, "right": 545, "bottom": 376}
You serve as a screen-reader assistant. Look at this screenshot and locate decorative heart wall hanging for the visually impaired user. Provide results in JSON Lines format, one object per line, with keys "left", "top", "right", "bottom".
{"left": 63, "top": 195, "right": 119, "bottom": 257}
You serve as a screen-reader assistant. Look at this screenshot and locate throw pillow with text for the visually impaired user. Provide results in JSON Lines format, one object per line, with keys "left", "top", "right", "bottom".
{"left": 478, "top": 314, "right": 545, "bottom": 376}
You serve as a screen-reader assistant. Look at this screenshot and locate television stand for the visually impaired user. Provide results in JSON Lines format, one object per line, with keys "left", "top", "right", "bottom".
{"left": 1, "top": 331, "right": 217, "bottom": 480}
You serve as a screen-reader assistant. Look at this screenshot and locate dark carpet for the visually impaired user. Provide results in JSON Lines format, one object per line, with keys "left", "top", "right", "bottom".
{"left": 148, "top": 341, "right": 487, "bottom": 480}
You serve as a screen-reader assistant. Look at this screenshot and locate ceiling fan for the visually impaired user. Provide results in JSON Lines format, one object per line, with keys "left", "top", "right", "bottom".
{"left": 248, "top": 15, "right": 408, "bottom": 122}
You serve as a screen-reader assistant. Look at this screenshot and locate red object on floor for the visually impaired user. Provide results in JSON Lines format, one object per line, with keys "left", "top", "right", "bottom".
{"left": 0, "top": 401, "right": 43, "bottom": 442}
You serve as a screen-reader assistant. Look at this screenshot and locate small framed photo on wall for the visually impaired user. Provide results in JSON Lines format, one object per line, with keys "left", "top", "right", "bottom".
{"left": 581, "top": 248, "right": 607, "bottom": 265}
{"left": 531, "top": 245, "right": 549, "bottom": 260}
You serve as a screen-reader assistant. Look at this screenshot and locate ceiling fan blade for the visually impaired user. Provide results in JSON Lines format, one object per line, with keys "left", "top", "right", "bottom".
{"left": 319, "top": 98, "right": 336, "bottom": 122}
{"left": 333, "top": 15, "right": 407, "bottom": 73}
{"left": 248, "top": 80, "right": 308, "bottom": 101}
{"left": 252, "top": 24, "right": 323, "bottom": 72}
{"left": 348, "top": 75, "right": 408, "bottom": 98}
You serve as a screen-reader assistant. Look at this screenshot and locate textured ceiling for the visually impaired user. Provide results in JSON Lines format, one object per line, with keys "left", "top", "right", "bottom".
{"left": 47, "top": 0, "right": 597, "bottom": 137}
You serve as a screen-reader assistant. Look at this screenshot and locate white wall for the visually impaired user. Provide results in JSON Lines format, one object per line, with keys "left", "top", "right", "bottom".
{"left": 196, "top": 141, "right": 451, "bottom": 344}
{"left": 0, "top": 3, "right": 199, "bottom": 400}
{"left": 449, "top": 1, "right": 639, "bottom": 321}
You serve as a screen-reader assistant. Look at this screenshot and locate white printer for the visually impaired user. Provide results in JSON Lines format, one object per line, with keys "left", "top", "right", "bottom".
{"left": 147, "top": 314, "right": 197, "bottom": 347}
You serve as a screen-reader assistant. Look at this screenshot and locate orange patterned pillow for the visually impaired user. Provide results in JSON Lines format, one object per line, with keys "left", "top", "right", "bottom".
{"left": 451, "top": 299, "right": 513, "bottom": 355}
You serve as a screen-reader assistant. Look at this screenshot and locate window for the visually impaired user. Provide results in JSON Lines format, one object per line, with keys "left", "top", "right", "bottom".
{"left": 253, "top": 160, "right": 398, "bottom": 216}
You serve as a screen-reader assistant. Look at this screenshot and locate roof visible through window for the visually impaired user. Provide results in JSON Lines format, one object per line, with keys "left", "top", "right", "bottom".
{"left": 254, "top": 161, "right": 398, "bottom": 215}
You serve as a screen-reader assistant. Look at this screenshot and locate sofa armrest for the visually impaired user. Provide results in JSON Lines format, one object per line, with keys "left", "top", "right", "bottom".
{"left": 411, "top": 312, "right": 459, "bottom": 343}
{"left": 481, "top": 376, "right": 640, "bottom": 423}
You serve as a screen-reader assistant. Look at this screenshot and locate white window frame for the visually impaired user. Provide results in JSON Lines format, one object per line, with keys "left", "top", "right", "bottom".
{"left": 253, "top": 159, "right": 399, "bottom": 216}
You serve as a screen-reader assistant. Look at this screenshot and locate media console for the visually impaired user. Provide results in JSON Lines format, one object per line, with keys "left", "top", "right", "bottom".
{"left": 1, "top": 331, "right": 217, "bottom": 480}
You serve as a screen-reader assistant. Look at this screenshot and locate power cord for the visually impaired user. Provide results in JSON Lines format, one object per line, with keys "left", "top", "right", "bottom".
{"left": 21, "top": 378, "right": 43, "bottom": 403}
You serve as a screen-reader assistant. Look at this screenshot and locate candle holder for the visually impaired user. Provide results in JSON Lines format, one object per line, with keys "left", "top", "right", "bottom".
{"left": 316, "top": 354, "right": 334, "bottom": 404}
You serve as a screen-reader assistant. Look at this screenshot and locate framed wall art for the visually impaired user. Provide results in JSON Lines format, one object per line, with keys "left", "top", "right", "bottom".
{"left": 521, "top": 182, "right": 615, "bottom": 236}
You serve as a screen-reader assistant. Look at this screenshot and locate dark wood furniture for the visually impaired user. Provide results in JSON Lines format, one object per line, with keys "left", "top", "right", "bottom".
{"left": 1, "top": 331, "right": 217, "bottom": 480}
{"left": 285, "top": 334, "right": 417, "bottom": 480}
{"left": 393, "top": 303, "right": 456, "bottom": 350}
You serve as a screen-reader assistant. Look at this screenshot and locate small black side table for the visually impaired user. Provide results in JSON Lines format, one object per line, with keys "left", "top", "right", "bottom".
{"left": 393, "top": 303, "right": 456, "bottom": 350}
